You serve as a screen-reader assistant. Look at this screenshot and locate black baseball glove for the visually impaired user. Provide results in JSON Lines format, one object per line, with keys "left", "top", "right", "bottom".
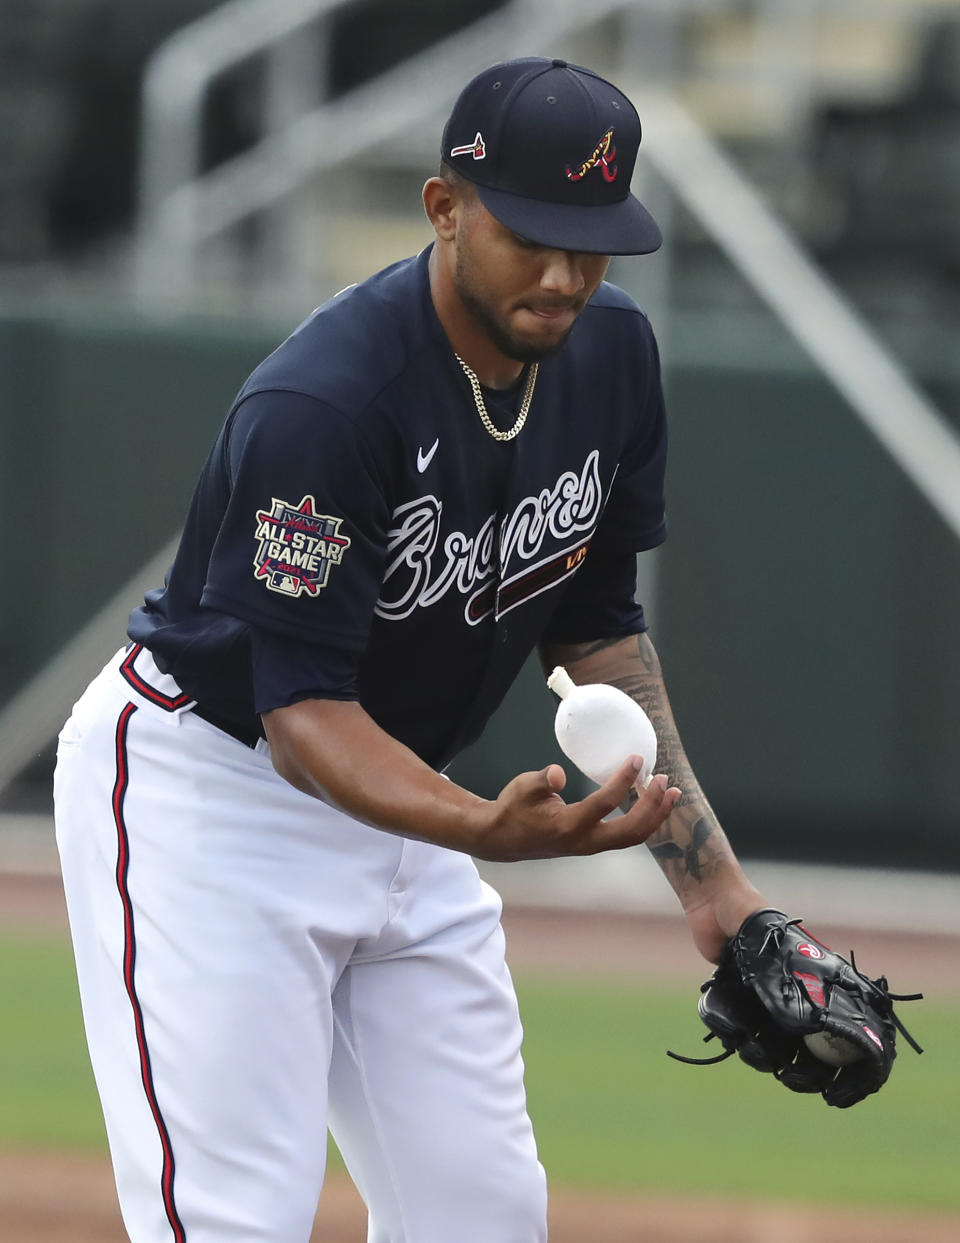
{"left": 668, "top": 909, "right": 923, "bottom": 1107}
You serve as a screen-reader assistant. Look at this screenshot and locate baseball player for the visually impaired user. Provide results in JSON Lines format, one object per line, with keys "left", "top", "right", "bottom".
{"left": 54, "top": 57, "right": 912, "bottom": 1243}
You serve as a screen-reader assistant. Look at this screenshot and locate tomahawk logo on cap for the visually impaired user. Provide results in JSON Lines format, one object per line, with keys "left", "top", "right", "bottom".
{"left": 450, "top": 131, "right": 486, "bottom": 160}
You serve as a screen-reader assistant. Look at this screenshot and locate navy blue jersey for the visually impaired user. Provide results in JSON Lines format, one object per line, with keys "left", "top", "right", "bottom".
{"left": 130, "top": 247, "right": 667, "bottom": 769}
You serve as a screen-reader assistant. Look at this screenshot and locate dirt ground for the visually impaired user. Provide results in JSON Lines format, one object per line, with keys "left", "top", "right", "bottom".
{"left": 3, "top": 873, "right": 958, "bottom": 1242}
{"left": 4, "top": 1148, "right": 960, "bottom": 1243}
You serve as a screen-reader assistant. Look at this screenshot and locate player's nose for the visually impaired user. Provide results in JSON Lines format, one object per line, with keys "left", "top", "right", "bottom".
{"left": 538, "top": 249, "right": 586, "bottom": 297}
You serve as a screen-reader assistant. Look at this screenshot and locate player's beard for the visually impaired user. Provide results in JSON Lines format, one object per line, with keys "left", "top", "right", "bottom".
{"left": 453, "top": 248, "right": 576, "bottom": 364}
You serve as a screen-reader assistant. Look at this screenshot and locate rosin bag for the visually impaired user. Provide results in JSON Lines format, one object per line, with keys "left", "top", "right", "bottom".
{"left": 547, "top": 666, "right": 657, "bottom": 788}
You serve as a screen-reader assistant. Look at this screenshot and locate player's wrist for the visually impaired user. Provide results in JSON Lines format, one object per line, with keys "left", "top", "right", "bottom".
{"left": 686, "top": 871, "right": 766, "bottom": 938}
{"left": 716, "top": 889, "right": 769, "bottom": 940}
{"left": 453, "top": 764, "right": 538, "bottom": 862}
{"left": 681, "top": 879, "right": 766, "bottom": 963}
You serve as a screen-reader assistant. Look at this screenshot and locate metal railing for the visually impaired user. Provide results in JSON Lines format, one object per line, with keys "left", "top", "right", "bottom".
{"left": 134, "top": 0, "right": 957, "bottom": 301}
{"left": 638, "top": 89, "right": 960, "bottom": 545}
{"left": 138, "top": 0, "right": 348, "bottom": 225}
{"left": 133, "top": 0, "right": 719, "bottom": 300}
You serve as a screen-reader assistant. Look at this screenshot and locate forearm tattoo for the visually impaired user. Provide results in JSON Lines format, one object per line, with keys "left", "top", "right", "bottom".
{"left": 648, "top": 816, "right": 714, "bottom": 883}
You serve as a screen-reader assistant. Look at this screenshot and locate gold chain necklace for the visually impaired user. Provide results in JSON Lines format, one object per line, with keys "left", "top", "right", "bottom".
{"left": 454, "top": 354, "right": 539, "bottom": 442}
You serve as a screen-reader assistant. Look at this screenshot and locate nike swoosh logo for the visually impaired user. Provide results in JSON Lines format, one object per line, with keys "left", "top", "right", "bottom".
{"left": 417, "top": 438, "right": 439, "bottom": 473}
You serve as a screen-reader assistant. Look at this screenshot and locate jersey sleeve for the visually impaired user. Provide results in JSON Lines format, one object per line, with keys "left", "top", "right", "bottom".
{"left": 540, "top": 544, "right": 647, "bottom": 643}
{"left": 200, "top": 388, "right": 391, "bottom": 654}
{"left": 249, "top": 628, "right": 360, "bottom": 714}
{"left": 593, "top": 315, "right": 668, "bottom": 553}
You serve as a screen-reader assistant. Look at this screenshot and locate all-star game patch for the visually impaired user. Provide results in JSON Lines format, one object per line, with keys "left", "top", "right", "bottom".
{"left": 253, "top": 495, "right": 351, "bottom": 598}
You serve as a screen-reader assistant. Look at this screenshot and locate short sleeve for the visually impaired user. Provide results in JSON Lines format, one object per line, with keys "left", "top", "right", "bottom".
{"left": 249, "top": 628, "right": 359, "bottom": 714}
{"left": 200, "top": 389, "right": 390, "bottom": 652}
{"left": 591, "top": 318, "right": 668, "bottom": 554}
{"left": 541, "top": 544, "right": 647, "bottom": 643}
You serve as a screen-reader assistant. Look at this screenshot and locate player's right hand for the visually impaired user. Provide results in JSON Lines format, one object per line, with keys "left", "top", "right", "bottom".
{"left": 470, "top": 756, "right": 681, "bottom": 862}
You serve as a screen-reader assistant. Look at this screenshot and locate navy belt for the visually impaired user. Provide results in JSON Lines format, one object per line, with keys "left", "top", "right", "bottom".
{"left": 191, "top": 702, "right": 264, "bottom": 750}
{"left": 120, "top": 645, "right": 264, "bottom": 751}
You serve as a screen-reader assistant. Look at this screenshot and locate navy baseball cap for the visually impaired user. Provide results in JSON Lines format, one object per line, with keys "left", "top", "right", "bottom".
{"left": 441, "top": 57, "right": 661, "bottom": 256}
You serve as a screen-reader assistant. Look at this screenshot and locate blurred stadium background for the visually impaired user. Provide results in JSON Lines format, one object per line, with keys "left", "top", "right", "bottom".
{"left": 2, "top": 0, "right": 959, "bottom": 915}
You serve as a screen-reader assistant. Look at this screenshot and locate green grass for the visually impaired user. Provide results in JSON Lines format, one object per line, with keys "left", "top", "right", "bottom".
{"left": 0, "top": 934, "right": 107, "bottom": 1149}
{"left": 2, "top": 935, "right": 956, "bottom": 1212}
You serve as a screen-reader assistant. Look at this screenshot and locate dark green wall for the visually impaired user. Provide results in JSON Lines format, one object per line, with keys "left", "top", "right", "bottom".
{"left": 1, "top": 306, "right": 956, "bottom": 866}
{"left": 0, "top": 304, "right": 278, "bottom": 700}
{"left": 653, "top": 369, "right": 959, "bottom": 869}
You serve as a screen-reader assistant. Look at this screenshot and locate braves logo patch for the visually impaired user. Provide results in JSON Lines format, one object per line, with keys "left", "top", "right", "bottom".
{"left": 253, "top": 495, "right": 351, "bottom": 598}
{"left": 566, "top": 127, "right": 617, "bottom": 183}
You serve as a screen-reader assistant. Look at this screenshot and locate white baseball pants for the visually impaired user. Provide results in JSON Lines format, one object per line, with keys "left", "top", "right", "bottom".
{"left": 54, "top": 647, "right": 547, "bottom": 1242}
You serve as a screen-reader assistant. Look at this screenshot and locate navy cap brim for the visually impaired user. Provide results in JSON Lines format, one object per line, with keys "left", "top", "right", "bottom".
{"left": 474, "top": 183, "right": 662, "bottom": 256}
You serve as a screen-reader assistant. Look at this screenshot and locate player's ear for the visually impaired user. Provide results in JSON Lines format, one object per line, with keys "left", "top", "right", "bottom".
{"left": 422, "top": 176, "right": 460, "bottom": 241}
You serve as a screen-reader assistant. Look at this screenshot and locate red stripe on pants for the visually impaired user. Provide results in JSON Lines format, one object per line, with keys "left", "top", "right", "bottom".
{"left": 112, "top": 702, "right": 187, "bottom": 1243}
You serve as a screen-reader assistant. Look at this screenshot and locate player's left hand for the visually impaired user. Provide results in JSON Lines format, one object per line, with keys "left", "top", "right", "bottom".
{"left": 667, "top": 908, "right": 924, "bottom": 1107}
